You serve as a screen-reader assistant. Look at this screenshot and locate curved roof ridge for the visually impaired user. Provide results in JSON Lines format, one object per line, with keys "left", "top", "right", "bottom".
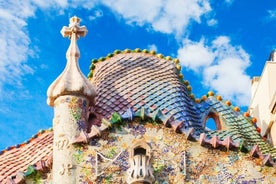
{"left": 194, "top": 91, "right": 262, "bottom": 137}
{"left": 88, "top": 48, "right": 181, "bottom": 79}
{"left": 194, "top": 92, "right": 276, "bottom": 157}
{"left": 88, "top": 48, "right": 196, "bottom": 100}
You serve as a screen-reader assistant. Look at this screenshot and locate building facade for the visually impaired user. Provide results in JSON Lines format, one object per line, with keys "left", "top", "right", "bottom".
{"left": 1, "top": 17, "right": 276, "bottom": 184}
{"left": 250, "top": 50, "right": 276, "bottom": 147}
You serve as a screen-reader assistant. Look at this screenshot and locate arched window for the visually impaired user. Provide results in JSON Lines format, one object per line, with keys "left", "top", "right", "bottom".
{"left": 127, "top": 139, "right": 154, "bottom": 184}
{"left": 205, "top": 111, "right": 221, "bottom": 130}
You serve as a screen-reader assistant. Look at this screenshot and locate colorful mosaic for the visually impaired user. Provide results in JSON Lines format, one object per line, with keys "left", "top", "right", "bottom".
{"left": 67, "top": 121, "right": 276, "bottom": 184}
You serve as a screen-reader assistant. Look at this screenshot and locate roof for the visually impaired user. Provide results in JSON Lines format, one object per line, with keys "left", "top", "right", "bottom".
{"left": 90, "top": 50, "right": 199, "bottom": 131}
{"left": 0, "top": 129, "right": 53, "bottom": 183}
{"left": 1, "top": 49, "right": 276, "bottom": 183}
{"left": 88, "top": 49, "right": 276, "bottom": 164}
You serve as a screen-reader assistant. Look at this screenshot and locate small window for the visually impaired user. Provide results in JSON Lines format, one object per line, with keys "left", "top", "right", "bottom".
{"left": 206, "top": 118, "right": 217, "bottom": 130}
{"left": 134, "top": 147, "right": 146, "bottom": 156}
{"left": 205, "top": 112, "right": 221, "bottom": 130}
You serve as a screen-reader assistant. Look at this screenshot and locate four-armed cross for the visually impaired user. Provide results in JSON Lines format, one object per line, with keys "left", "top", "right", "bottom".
{"left": 60, "top": 16, "right": 87, "bottom": 59}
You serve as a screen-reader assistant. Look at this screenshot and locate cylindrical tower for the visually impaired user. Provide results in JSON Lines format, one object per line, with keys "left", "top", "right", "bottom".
{"left": 47, "top": 16, "right": 96, "bottom": 184}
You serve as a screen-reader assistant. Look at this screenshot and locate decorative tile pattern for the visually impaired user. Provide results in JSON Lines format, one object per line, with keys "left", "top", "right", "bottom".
{"left": 0, "top": 129, "right": 53, "bottom": 183}
{"left": 198, "top": 96, "right": 276, "bottom": 160}
{"left": 90, "top": 51, "right": 276, "bottom": 165}
{"left": 73, "top": 122, "right": 276, "bottom": 183}
{"left": 91, "top": 52, "right": 201, "bottom": 131}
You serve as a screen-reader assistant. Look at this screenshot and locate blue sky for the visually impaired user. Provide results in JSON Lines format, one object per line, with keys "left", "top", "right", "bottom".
{"left": 0, "top": 0, "right": 276, "bottom": 150}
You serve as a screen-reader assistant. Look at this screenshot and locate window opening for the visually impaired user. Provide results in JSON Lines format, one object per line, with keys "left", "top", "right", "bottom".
{"left": 134, "top": 147, "right": 146, "bottom": 156}
{"left": 205, "top": 112, "right": 221, "bottom": 130}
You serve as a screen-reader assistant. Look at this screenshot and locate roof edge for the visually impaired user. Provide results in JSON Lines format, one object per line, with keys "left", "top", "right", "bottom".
{"left": 0, "top": 128, "right": 53, "bottom": 156}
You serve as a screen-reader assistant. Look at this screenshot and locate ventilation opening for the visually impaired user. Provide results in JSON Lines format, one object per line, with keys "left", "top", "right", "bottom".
{"left": 87, "top": 113, "right": 98, "bottom": 133}
{"left": 205, "top": 112, "right": 221, "bottom": 130}
{"left": 134, "top": 147, "right": 146, "bottom": 156}
{"left": 88, "top": 113, "right": 96, "bottom": 122}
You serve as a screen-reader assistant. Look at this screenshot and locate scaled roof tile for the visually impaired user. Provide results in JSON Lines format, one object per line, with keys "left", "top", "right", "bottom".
{"left": 91, "top": 52, "right": 202, "bottom": 131}
{"left": 0, "top": 130, "right": 53, "bottom": 183}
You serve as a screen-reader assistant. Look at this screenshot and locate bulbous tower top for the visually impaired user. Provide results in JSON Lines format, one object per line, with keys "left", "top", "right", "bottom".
{"left": 47, "top": 16, "right": 96, "bottom": 106}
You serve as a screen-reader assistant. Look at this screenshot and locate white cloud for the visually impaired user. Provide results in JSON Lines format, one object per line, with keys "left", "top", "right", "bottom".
{"left": 178, "top": 39, "right": 214, "bottom": 71}
{"left": 0, "top": 0, "right": 100, "bottom": 101}
{"left": 0, "top": 0, "right": 216, "bottom": 96}
{"left": 0, "top": 0, "right": 245, "bottom": 106}
{"left": 68, "top": 0, "right": 97, "bottom": 9}
{"left": 102, "top": 0, "right": 212, "bottom": 36}
{"left": 32, "top": 0, "right": 69, "bottom": 9}
{"left": 0, "top": 2, "right": 35, "bottom": 91}
{"left": 207, "top": 18, "right": 218, "bottom": 26}
{"left": 88, "top": 9, "right": 104, "bottom": 21}
{"left": 147, "top": 44, "right": 158, "bottom": 52}
{"left": 267, "top": 9, "right": 276, "bottom": 20}
{"left": 224, "top": 0, "right": 234, "bottom": 5}
{"left": 102, "top": 0, "right": 162, "bottom": 25}
{"left": 178, "top": 36, "right": 251, "bottom": 106}
{"left": 0, "top": 0, "right": 74, "bottom": 98}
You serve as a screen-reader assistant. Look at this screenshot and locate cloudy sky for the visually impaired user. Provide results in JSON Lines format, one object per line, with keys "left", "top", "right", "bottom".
{"left": 0, "top": 0, "right": 275, "bottom": 150}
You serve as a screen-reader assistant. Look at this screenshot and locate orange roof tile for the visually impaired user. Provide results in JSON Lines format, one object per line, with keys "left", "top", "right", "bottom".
{"left": 0, "top": 130, "right": 53, "bottom": 183}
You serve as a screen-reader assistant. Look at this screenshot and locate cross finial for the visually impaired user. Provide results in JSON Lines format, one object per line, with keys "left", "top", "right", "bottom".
{"left": 61, "top": 16, "right": 87, "bottom": 39}
{"left": 47, "top": 16, "right": 95, "bottom": 107}
{"left": 60, "top": 16, "right": 88, "bottom": 58}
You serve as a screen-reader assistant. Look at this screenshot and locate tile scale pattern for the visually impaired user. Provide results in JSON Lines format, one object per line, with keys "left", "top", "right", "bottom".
{"left": 90, "top": 51, "right": 276, "bottom": 166}
{"left": 91, "top": 52, "right": 203, "bottom": 131}
{"left": 0, "top": 130, "right": 53, "bottom": 183}
{"left": 200, "top": 96, "right": 276, "bottom": 158}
